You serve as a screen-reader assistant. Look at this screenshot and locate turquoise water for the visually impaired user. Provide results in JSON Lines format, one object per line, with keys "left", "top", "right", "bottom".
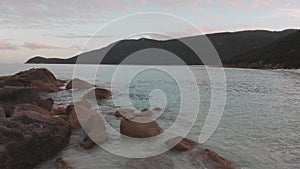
{"left": 0, "top": 64, "right": 299, "bottom": 169}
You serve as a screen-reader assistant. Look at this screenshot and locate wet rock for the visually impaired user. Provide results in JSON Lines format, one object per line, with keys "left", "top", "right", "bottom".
{"left": 114, "top": 108, "right": 153, "bottom": 119}
{"left": 81, "top": 131, "right": 108, "bottom": 149}
{"left": 191, "top": 147, "right": 241, "bottom": 169}
{"left": 0, "top": 86, "right": 42, "bottom": 116}
{"left": 114, "top": 108, "right": 135, "bottom": 119}
{"left": 0, "top": 106, "right": 5, "bottom": 118}
{"left": 66, "top": 104, "right": 104, "bottom": 130}
{"left": 120, "top": 117, "right": 162, "bottom": 138}
{"left": 56, "top": 157, "right": 75, "bottom": 169}
{"left": 66, "top": 78, "right": 94, "bottom": 90}
{"left": 0, "top": 68, "right": 64, "bottom": 92}
{"left": 73, "top": 100, "right": 92, "bottom": 109}
{"left": 165, "top": 136, "right": 197, "bottom": 151}
{"left": 53, "top": 104, "right": 67, "bottom": 115}
{"left": 13, "top": 103, "right": 53, "bottom": 117}
{"left": 125, "top": 155, "right": 174, "bottom": 169}
{"left": 83, "top": 88, "right": 112, "bottom": 100}
{"left": 136, "top": 109, "right": 153, "bottom": 117}
{"left": 40, "top": 98, "right": 54, "bottom": 112}
{"left": 0, "top": 111, "right": 71, "bottom": 169}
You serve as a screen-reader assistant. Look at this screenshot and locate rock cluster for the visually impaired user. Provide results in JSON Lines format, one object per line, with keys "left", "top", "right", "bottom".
{"left": 0, "top": 68, "right": 65, "bottom": 92}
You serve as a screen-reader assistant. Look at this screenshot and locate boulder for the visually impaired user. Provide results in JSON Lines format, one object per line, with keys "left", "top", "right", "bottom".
{"left": 40, "top": 98, "right": 54, "bottom": 112}
{"left": 0, "top": 106, "right": 5, "bottom": 118}
{"left": 66, "top": 104, "right": 104, "bottom": 130}
{"left": 191, "top": 147, "right": 241, "bottom": 169}
{"left": 0, "top": 86, "right": 42, "bottom": 116}
{"left": 165, "top": 136, "right": 197, "bottom": 151}
{"left": 55, "top": 157, "right": 75, "bottom": 169}
{"left": 13, "top": 103, "right": 53, "bottom": 117}
{"left": 66, "top": 78, "right": 94, "bottom": 90}
{"left": 0, "top": 111, "right": 71, "bottom": 169}
{"left": 114, "top": 108, "right": 135, "bottom": 119}
{"left": 120, "top": 117, "right": 162, "bottom": 138}
{"left": 114, "top": 108, "right": 153, "bottom": 119}
{"left": 81, "top": 131, "right": 108, "bottom": 149}
{"left": 83, "top": 88, "right": 112, "bottom": 100}
{"left": 73, "top": 100, "right": 92, "bottom": 109}
{"left": 124, "top": 155, "right": 174, "bottom": 169}
{"left": 0, "top": 68, "right": 64, "bottom": 92}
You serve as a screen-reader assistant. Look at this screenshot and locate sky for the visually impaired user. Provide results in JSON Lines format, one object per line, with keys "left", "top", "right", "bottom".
{"left": 0, "top": 0, "right": 300, "bottom": 63}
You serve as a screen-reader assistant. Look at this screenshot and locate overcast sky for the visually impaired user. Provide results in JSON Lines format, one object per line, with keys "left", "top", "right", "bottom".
{"left": 0, "top": 0, "right": 299, "bottom": 63}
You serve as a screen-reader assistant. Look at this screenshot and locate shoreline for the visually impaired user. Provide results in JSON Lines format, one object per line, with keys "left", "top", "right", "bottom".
{"left": 0, "top": 67, "right": 242, "bottom": 169}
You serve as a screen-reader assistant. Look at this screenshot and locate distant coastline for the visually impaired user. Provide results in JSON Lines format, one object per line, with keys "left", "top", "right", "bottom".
{"left": 26, "top": 29, "right": 300, "bottom": 69}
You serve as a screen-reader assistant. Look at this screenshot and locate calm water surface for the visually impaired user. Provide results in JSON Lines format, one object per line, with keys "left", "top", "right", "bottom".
{"left": 0, "top": 64, "right": 299, "bottom": 169}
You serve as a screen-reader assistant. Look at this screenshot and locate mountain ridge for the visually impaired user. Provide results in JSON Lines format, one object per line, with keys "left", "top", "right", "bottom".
{"left": 26, "top": 29, "right": 300, "bottom": 68}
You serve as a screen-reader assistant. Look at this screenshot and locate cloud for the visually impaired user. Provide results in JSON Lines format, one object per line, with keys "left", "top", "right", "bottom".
{"left": 0, "top": 0, "right": 131, "bottom": 29}
{"left": 57, "top": 33, "right": 114, "bottom": 39}
{"left": 22, "top": 42, "right": 65, "bottom": 50}
{"left": 279, "top": 8, "right": 300, "bottom": 18}
{"left": 0, "top": 40, "right": 19, "bottom": 50}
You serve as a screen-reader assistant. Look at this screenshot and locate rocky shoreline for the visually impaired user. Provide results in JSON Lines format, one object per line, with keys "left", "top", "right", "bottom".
{"left": 0, "top": 68, "right": 241, "bottom": 169}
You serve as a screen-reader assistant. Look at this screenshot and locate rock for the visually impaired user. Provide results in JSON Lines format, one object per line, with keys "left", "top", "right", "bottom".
{"left": 165, "top": 136, "right": 197, "bottom": 151}
{"left": 0, "top": 68, "right": 64, "bottom": 92}
{"left": 114, "top": 108, "right": 153, "bottom": 119}
{"left": 13, "top": 103, "right": 53, "bottom": 117}
{"left": 0, "top": 110, "right": 71, "bottom": 169}
{"left": 81, "top": 131, "right": 108, "bottom": 149}
{"left": 56, "top": 157, "right": 75, "bottom": 169}
{"left": 54, "top": 115, "right": 69, "bottom": 121}
{"left": 66, "top": 104, "right": 104, "bottom": 130}
{"left": 53, "top": 104, "right": 67, "bottom": 115}
{"left": 40, "top": 98, "right": 54, "bottom": 112}
{"left": 0, "top": 86, "right": 42, "bottom": 116}
{"left": 83, "top": 88, "right": 112, "bottom": 100}
{"left": 120, "top": 117, "right": 162, "bottom": 138}
{"left": 136, "top": 109, "right": 153, "bottom": 117}
{"left": 80, "top": 111, "right": 107, "bottom": 149}
{"left": 66, "top": 78, "right": 94, "bottom": 90}
{"left": 114, "top": 108, "right": 135, "bottom": 119}
{"left": 73, "top": 100, "right": 92, "bottom": 109}
{"left": 0, "top": 106, "right": 5, "bottom": 118}
{"left": 191, "top": 147, "right": 241, "bottom": 169}
{"left": 124, "top": 155, "right": 174, "bottom": 169}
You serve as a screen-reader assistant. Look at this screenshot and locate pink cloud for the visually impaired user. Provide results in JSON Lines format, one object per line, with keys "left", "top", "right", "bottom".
{"left": 22, "top": 42, "right": 65, "bottom": 50}
{"left": 279, "top": 8, "right": 300, "bottom": 18}
{"left": 0, "top": 40, "right": 18, "bottom": 50}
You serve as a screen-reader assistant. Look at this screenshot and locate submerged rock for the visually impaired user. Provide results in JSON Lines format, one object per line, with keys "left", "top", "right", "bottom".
{"left": 124, "top": 155, "right": 174, "bottom": 169}
{"left": 0, "top": 68, "right": 64, "bottom": 92}
{"left": 191, "top": 147, "right": 241, "bottom": 169}
{"left": 56, "top": 157, "right": 75, "bottom": 169}
{"left": 83, "top": 88, "right": 112, "bottom": 100}
{"left": 165, "top": 136, "right": 197, "bottom": 151}
{"left": 114, "top": 108, "right": 153, "bottom": 119}
{"left": 120, "top": 117, "right": 162, "bottom": 138}
{"left": 0, "top": 111, "right": 71, "bottom": 169}
{"left": 164, "top": 136, "right": 241, "bottom": 168}
{"left": 66, "top": 78, "right": 94, "bottom": 90}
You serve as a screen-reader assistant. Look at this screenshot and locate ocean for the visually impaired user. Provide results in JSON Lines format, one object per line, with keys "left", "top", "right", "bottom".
{"left": 0, "top": 64, "right": 299, "bottom": 169}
